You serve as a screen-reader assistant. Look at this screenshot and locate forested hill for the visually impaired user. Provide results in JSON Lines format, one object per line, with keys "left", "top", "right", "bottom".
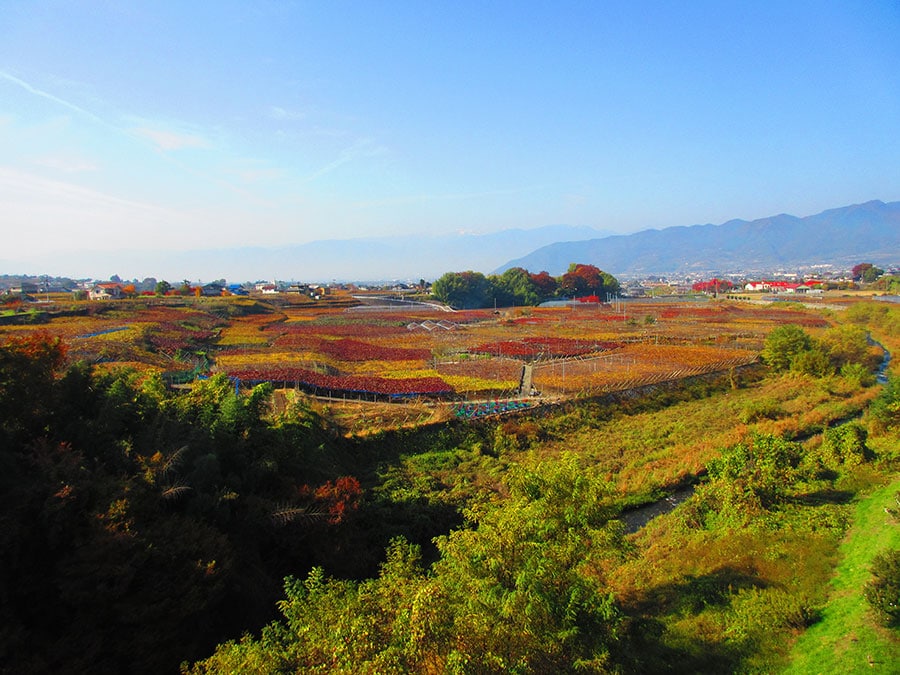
{"left": 497, "top": 200, "right": 900, "bottom": 277}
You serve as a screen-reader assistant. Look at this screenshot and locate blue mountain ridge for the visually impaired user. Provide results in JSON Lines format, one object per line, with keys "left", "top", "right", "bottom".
{"left": 496, "top": 200, "right": 900, "bottom": 278}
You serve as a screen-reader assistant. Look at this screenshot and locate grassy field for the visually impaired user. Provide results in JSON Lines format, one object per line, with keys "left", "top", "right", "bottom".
{"left": 784, "top": 475, "right": 900, "bottom": 673}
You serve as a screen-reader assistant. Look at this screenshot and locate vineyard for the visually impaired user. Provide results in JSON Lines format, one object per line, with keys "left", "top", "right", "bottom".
{"left": 0, "top": 294, "right": 836, "bottom": 425}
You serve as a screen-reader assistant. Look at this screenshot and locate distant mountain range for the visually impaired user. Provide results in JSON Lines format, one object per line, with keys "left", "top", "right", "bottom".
{"left": 497, "top": 200, "right": 900, "bottom": 278}
{"left": 200, "top": 224, "right": 606, "bottom": 282}
{"left": 5, "top": 201, "right": 898, "bottom": 283}
{"left": 4, "top": 224, "right": 606, "bottom": 283}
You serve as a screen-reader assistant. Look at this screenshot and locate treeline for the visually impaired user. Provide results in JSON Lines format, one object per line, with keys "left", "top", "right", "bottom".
{"left": 431, "top": 263, "right": 620, "bottom": 309}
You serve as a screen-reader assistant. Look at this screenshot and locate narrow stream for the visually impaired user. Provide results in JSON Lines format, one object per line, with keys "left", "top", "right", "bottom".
{"left": 620, "top": 486, "right": 695, "bottom": 534}
{"left": 872, "top": 337, "right": 891, "bottom": 384}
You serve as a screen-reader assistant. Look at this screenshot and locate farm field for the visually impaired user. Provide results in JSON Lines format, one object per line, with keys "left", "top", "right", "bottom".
{"left": 0, "top": 293, "right": 845, "bottom": 432}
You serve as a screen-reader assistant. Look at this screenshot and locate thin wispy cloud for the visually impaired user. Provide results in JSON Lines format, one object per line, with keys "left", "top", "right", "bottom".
{"left": 2, "top": 70, "right": 211, "bottom": 159}
{"left": 33, "top": 156, "right": 99, "bottom": 173}
{"left": 0, "top": 69, "right": 105, "bottom": 125}
{"left": 302, "top": 138, "right": 386, "bottom": 183}
{"left": 225, "top": 159, "right": 285, "bottom": 184}
{"left": 132, "top": 127, "right": 211, "bottom": 152}
{"left": 269, "top": 105, "right": 306, "bottom": 121}
{"left": 0, "top": 166, "right": 180, "bottom": 214}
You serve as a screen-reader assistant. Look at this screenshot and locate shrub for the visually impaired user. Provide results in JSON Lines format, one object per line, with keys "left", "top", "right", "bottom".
{"left": 761, "top": 325, "right": 811, "bottom": 373}
{"left": 870, "top": 376, "right": 900, "bottom": 433}
{"left": 864, "top": 549, "right": 900, "bottom": 627}
{"left": 816, "top": 422, "right": 871, "bottom": 471}
{"left": 739, "top": 397, "right": 783, "bottom": 424}
{"left": 840, "top": 362, "right": 875, "bottom": 388}
{"left": 695, "top": 434, "right": 802, "bottom": 526}
{"left": 791, "top": 347, "right": 832, "bottom": 378}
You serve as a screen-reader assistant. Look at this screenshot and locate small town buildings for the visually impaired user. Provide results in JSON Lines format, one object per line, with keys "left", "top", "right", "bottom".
{"left": 743, "top": 279, "right": 824, "bottom": 294}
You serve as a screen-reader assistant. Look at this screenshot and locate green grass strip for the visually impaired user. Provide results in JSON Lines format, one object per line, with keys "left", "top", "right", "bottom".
{"left": 784, "top": 473, "right": 900, "bottom": 673}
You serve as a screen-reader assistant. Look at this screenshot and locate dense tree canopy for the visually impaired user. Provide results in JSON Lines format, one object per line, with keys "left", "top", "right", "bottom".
{"left": 490, "top": 266, "right": 541, "bottom": 307}
{"left": 0, "top": 334, "right": 364, "bottom": 674}
{"left": 431, "top": 270, "right": 493, "bottom": 309}
{"left": 559, "top": 263, "right": 620, "bottom": 299}
{"left": 431, "top": 263, "right": 619, "bottom": 308}
{"left": 189, "top": 455, "right": 629, "bottom": 673}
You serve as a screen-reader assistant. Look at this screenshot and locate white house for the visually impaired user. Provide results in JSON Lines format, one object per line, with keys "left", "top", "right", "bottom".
{"left": 89, "top": 283, "right": 124, "bottom": 300}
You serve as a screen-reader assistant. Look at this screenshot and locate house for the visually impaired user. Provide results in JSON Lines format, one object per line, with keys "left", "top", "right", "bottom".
{"left": 5, "top": 282, "right": 39, "bottom": 296}
{"left": 89, "top": 283, "right": 124, "bottom": 300}
{"left": 768, "top": 281, "right": 800, "bottom": 293}
{"left": 201, "top": 283, "right": 225, "bottom": 297}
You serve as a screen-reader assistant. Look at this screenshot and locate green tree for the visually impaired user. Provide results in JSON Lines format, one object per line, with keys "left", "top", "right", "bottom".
{"left": 871, "top": 375, "right": 900, "bottom": 433}
{"left": 0, "top": 333, "right": 364, "bottom": 674}
{"left": 155, "top": 280, "right": 172, "bottom": 296}
{"left": 818, "top": 324, "right": 873, "bottom": 374}
{"left": 852, "top": 262, "right": 886, "bottom": 283}
{"left": 791, "top": 347, "right": 832, "bottom": 377}
{"left": 816, "top": 422, "right": 871, "bottom": 471}
{"left": 761, "top": 324, "right": 812, "bottom": 373}
{"left": 873, "top": 275, "right": 900, "bottom": 293}
{"left": 189, "top": 455, "right": 628, "bottom": 673}
{"left": 492, "top": 267, "right": 541, "bottom": 307}
{"left": 418, "top": 454, "right": 626, "bottom": 671}
{"left": 863, "top": 266, "right": 885, "bottom": 283}
{"left": 431, "top": 271, "right": 493, "bottom": 309}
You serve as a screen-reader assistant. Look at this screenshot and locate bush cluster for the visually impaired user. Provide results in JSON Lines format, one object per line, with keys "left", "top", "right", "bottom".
{"left": 865, "top": 548, "right": 900, "bottom": 627}
{"left": 761, "top": 324, "right": 876, "bottom": 379}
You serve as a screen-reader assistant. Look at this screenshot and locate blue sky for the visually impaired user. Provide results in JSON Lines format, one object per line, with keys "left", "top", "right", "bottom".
{"left": 1, "top": 1, "right": 899, "bottom": 277}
